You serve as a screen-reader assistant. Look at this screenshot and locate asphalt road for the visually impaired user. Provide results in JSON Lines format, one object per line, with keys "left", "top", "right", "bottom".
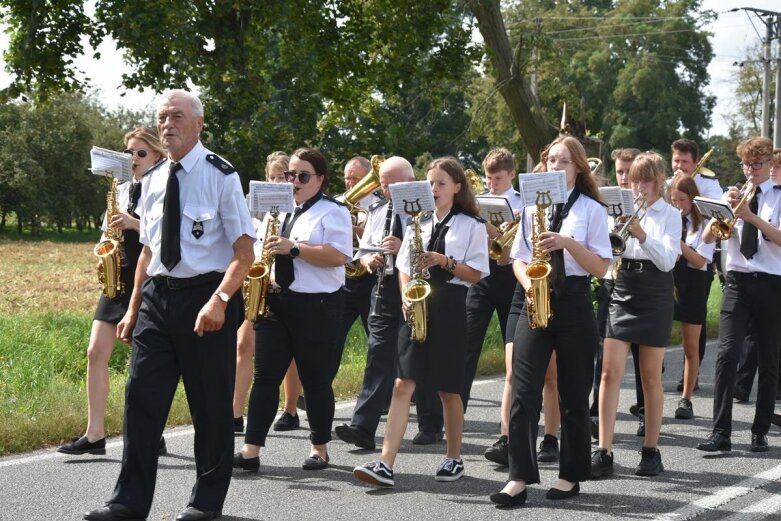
{"left": 2, "top": 341, "right": 780, "bottom": 521}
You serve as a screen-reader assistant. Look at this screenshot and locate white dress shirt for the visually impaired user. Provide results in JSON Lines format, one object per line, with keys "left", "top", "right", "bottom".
{"left": 683, "top": 214, "right": 715, "bottom": 270}
{"left": 356, "top": 199, "right": 408, "bottom": 260}
{"left": 622, "top": 197, "right": 681, "bottom": 272}
{"left": 397, "top": 212, "right": 490, "bottom": 287}
{"left": 139, "top": 141, "right": 256, "bottom": 278}
{"left": 280, "top": 196, "right": 352, "bottom": 293}
{"left": 724, "top": 178, "right": 781, "bottom": 275}
{"left": 510, "top": 191, "right": 613, "bottom": 276}
{"left": 494, "top": 186, "right": 524, "bottom": 212}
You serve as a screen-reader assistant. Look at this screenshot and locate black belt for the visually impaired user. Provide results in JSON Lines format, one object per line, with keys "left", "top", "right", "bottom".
{"left": 728, "top": 270, "right": 781, "bottom": 281}
{"left": 620, "top": 258, "right": 659, "bottom": 272}
{"left": 153, "top": 271, "right": 223, "bottom": 289}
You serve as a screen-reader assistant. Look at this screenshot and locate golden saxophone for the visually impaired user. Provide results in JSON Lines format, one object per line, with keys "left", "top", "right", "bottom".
{"left": 526, "top": 191, "right": 553, "bottom": 330}
{"left": 94, "top": 177, "right": 124, "bottom": 299}
{"left": 243, "top": 209, "right": 280, "bottom": 321}
{"left": 403, "top": 212, "right": 431, "bottom": 342}
{"left": 344, "top": 155, "right": 383, "bottom": 279}
{"left": 710, "top": 181, "right": 756, "bottom": 240}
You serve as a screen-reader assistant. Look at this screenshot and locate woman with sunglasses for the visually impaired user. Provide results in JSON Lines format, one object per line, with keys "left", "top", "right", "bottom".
{"left": 234, "top": 147, "right": 352, "bottom": 472}
{"left": 490, "top": 136, "right": 611, "bottom": 506}
{"left": 353, "top": 156, "right": 489, "bottom": 487}
{"left": 58, "top": 128, "right": 166, "bottom": 456}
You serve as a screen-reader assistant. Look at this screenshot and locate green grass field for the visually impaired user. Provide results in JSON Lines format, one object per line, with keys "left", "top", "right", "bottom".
{"left": 0, "top": 230, "right": 718, "bottom": 455}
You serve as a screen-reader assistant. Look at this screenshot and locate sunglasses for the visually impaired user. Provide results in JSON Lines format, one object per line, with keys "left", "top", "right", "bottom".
{"left": 124, "top": 149, "right": 149, "bottom": 158}
{"left": 284, "top": 170, "right": 321, "bottom": 184}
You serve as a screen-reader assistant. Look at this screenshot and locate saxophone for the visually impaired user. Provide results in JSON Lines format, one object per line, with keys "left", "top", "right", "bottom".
{"left": 525, "top": 191, "right": 553, "bottom": 330}
{"left": 402, "top": 212, "right": 431, "bottom": 342}
{"left": 244, "top": 209, "right": 280, "bottom": 321}
{"left": 94, "top": 177, "right": 124, "bottom": 299}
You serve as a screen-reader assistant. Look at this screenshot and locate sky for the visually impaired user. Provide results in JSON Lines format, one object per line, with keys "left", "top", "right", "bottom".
{"left": 0, "top": 0, "right": 778, "bottom": 137}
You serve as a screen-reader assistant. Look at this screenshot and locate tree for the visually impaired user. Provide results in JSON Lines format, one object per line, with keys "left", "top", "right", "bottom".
{"left": 722, "top": 44, "right": 777, "bottom": 138}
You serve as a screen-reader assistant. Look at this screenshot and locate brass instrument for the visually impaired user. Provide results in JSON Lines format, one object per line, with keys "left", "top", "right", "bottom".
{"left": 465, "top": 168, "right": 486, "bottom": 195}
{"left": 608, "top": 195, "right": 648, "bottom": 257}
{"left": 488, "top": 220, "right": 519, "bottom": 261}
{"left": 587, "top": 157, "right": 603, "bottom": 176}
{"left": 691, "top": 148, "right": 715, "bottom": 178}
{"left": 402, "top": 212, "right": 431, "bottom": 342}
{"left": 243, "top": 209, "right": 280, "bottom": 321}
{"left": 94, "top": 176, "right": 124, "bottom": 299}
{"left": 526, "top": 191, "right": 553, "bottom": 330}
{"left": 344, "top": 155, "right": 383, "bottom": 279}
{"left": 710, "top": 181, "right": 756, "bottom": 240}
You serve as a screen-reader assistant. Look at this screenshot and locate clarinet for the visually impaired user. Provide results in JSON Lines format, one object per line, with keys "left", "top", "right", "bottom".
{"left": 370, "top": 201, "right": 395, "bottom": 317}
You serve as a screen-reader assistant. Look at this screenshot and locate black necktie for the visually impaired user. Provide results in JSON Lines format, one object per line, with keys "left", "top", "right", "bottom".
{"left": 127, "top": 182, "right": 142, "bottom": 215}
{"left": 274, "top": 209, "right": 300, "bottom": 289}
{"left": 161, "top": 162, "right": 182, "bottom": 271}
{"left": 681, "top": 214, "right": 688, "bottom": 242}
{"left": 740, "top": 185, "right": 761, "bottom": 260}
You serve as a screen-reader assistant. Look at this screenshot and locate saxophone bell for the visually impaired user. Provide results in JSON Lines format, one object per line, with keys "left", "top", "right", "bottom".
{"left": 403, "top": 211, "right": 431, "bottom": 342}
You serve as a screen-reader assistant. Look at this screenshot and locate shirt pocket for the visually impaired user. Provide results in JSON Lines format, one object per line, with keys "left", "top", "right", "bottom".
{"left": 182, "top": 204, "right": 218, "bottom": 242}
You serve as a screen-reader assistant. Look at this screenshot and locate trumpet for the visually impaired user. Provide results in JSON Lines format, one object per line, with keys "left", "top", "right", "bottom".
{"left": 344, "top": 155, "right": 383, "bottom": 279}
{"left": 710, "top": 181, "right": 756, "bottom": 240}
{"left": 608, "top": 195, "right": 648, "bottom": 257}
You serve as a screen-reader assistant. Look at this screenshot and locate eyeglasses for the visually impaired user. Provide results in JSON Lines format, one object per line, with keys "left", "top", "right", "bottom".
{"left": 124, "top": 149, "right": 148, "bottom": 158}
{"left": 739, "top": 158, "right": 770, "bottom": 170}
{"left": 547, "top": 156, "right": 572, "bottom": 166}
{"left": 284, "top": 170, "right": 321, "bottom": 184}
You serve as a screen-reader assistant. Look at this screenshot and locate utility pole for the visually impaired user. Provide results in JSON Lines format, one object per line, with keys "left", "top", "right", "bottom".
{"left": 731, "top": 7, "right": 780, "bottom": 146}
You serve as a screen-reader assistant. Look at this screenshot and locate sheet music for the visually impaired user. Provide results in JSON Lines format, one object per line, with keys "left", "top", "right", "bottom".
{"left": 599, "top": 187, "right": 636, "bottom": 217}
{"left": 389, "top": 181, "right": 436, "bottom": 215}
{"left": 89, "top": 146, "right": 133, "bottom": 183}
{"left": 248, "top": 181, "right": 295, "bottom": 214}
{"left": 693, "top": 196, "right": 735, "bottom": 222}
{"left": 517, "top": 171, "right": 567, "bottom": 207}
{"left": 477, "top": 196, "right": 515, "bottom": 225}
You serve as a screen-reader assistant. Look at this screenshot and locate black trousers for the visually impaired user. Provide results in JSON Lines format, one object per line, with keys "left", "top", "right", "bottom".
{"left": 111, "top": 276, "right": 241, "bottom": 516}
{"left": 508, "top": 277, "right": 597, "bottom": 484}
{"left": 351, "top": 273, "right": 402, "bottom": 436}
{"left": 698, "top": 263, "right": 715, "bottom": 362}
{"left": 330, "top": 274, "right": 373, "bottom": 381}
{"left": 713, "top": 271, "right": 781, "bottom": 436}
{"left": 461, "top": 262, "right": 515, "bottom": 410}
{"left": 246, "top": 289, "right": 344, "bottom": 446}
{"left": 735, "top": 324, "right": 758, "bottom": 394}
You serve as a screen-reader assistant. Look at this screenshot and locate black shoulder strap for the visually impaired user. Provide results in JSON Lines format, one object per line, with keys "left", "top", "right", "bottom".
{"left": 322, "top": 194, "right": 347, "bottom": 207}
{"left": 205, "top": 153, "right": 236, "bottom": 175}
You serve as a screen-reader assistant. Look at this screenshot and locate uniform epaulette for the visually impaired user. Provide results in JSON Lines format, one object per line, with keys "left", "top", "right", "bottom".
{"left": 699, "top": 170, "right": 717, "bottom": 179}
{"left": 420, "top": 211, "right": 434, "bottom": 222}
{"left": 323, "top": 194, "right": 347, "bottom": 207}
{"left": 206, "top": 153, "right": 236, "bottom": 175}
{"left": 143, "top": 159, "right": 167, "bottom": 177}
{"left": 514, "top": 190, "right": 521, "bottom": 197}
{"left": 585, "top": 192, "right": 608, "bottom": 208}
{"left": 372, "top": 189, "right": 386, "bottom": 200}
{"left": 368, "top": 199, "right": 389, "bottom": 212}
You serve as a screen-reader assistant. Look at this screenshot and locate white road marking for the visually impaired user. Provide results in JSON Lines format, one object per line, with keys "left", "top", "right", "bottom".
{"left": 720, "top": 493, "right": 781, "bottom": 521}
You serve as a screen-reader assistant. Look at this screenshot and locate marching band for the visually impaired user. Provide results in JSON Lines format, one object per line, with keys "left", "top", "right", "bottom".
{"left": 74, "top": 90, "right": 781, "bottom": 520}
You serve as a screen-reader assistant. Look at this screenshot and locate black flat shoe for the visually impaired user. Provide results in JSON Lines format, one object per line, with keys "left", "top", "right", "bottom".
{"left": 546, "top": 482, "right": 580, "bottom": 500}
{"left": 696, "top": 432, "right": 731, "bottom": 452}
{"left": 489, "top": 488, "right": 527, "bottom": 507}
{"left": 232, "top": 452, "right": 259, "bottom": 472}
{"left": 59, "top": 436, "right": 106, "bottom": 455}
{"left": 335, "top": 424, "right": 376, "bottom": 450}
{"left": 302, "top": 453, "right": 329, "bottom": 470}
{"left": 750, "top": 433, "right": 769, "bottom": 452}
{"left": 273, "top": 411, "right": 300, "bottom": 431}
{"left": 175, "top": 505, "right": 221, "bottom": 521}
{"left": 412, "top": 431, "right": 443, "bottom": 445}
{"left": 158, "top": 437, "right": 167, "bottom": 456}
{"left": 83, "top": 502, "right": 143, "bottom": 521}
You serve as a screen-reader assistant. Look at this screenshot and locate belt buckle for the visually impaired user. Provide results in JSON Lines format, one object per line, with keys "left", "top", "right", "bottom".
{"left": 627, "top": 260, "right": 643, "bottom": 272}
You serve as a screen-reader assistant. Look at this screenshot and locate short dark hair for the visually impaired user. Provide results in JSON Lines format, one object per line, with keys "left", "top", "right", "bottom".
{"left": 482, "top": 148, "right": 515, "bottom": 173}
{"left": 292, "top": 147, "right": 329, "bottom": 184}
{"left": 671, "top": 139, "right": 699, "bottom": 162}
{"left": 611, "top": 148, "right": 641, "bottom": 162}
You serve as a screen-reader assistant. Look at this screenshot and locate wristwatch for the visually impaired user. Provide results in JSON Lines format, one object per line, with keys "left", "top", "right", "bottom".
{"left": 290, "top": 241, "right": 301, "bottom": 258}
{"left": 213, "top": 290, "right": 230, "bottom": 304}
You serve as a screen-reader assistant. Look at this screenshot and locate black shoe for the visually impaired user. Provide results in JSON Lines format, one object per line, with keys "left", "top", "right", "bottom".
{"left": 335, "top": 424, "right": 376, "bottom": 450}
{"left": 412, "top": 431, "right": 443, "bottom": 445}
{"left": 674, "top": 398, "right": 694, "bottom": 420}
{"left": 636, "top": 414, "right": 645, "bottom": 437}
{"left": 233, "top": 416, "right": 244, "bottom": 434}
{"left": 629, "top": 403, "right": 640, "bottom": 417}
{"left": 590, "top": 448, "right": 614, "bottom": 478}
{"left": 84, "top": 503, "right": 143, "bottom": 521}
{"left": 273, "top": 411, "right": 300, "bottom": 431}
{"left": 635, "top": 446, "right": 664, "bottom": 476}
{"left": 696, "top": 432, "right": 731, "bottom": 452}
{"left": 537, "top": 434, "right": 559, "bottom": 463}
{"left": 302, "top": 453, "right": 329, "bottom": 470}
{"left": 772, "top": 413, "right": 781, "bottom": 428}
{"left": 158, "top": 437, "right": 167, "bottom": 456}
{"left": 546, "top": 482, "right": 580, "bottom": 500}
{"left": 734, "top": 386, "right": 750, "bottom": 403}
{"left": 175, "top": 506, "right": 221, "bottom": 521}
{"left": 484, "top": 435, "right": 509, "bottom": 466}
{"left": 750, "top": 433, "right": 769, "bottom": 452}
{"left": 297, "top": 394, "right": 307, "bottom": 411}
{"left": 590, "top": 417, "right": 599, "bottom": 440}
{"left": 490, "top": 488, "right": 527, "bottom": 507}
{"left": 59, "top": 436, "right": 106, "bottom": 455}
{"left": 232, "top": 452, "right": 259, "bottom": 472}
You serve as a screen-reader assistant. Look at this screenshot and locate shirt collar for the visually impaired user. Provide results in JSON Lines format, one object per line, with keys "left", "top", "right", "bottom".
{"left": 757, "top": 177, "right": 774, "bottom": 194}
{"left": 173, "top": 141, "right": 204, "bottom": 174}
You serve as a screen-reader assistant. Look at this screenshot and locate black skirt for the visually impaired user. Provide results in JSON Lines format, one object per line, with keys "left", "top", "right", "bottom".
{"left": 93, "top": 230, "right": 141, "bottom": 324}
{"left": 607, "top": 265, "right": 674, "bottom": 347}
{"left": 397, "top": 282, "right": 467, "bottom": 394}
{"left": 505, "top": 282, "right": 524, "bottom": 344}
{"left": 673, "top": 260, "right": 708, "bottom": 325}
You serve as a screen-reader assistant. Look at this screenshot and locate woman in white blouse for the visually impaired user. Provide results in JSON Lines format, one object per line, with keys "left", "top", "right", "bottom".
{"left": 593, "top": 151, "right": 681, "bottom": 479}
{"left": 669, "top": 174, "right": 715, "bottom": 420}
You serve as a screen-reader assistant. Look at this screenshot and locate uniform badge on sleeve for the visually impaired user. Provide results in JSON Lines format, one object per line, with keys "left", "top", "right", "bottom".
{"left": 192, "top": 221, "right": 204, "bottom": 239}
